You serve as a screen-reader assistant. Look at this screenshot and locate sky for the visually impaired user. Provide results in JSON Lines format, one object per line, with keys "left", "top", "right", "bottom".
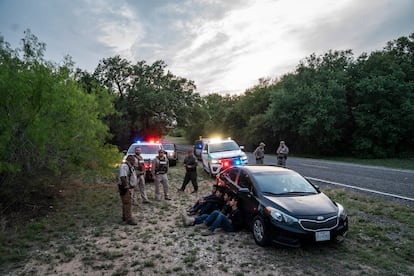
{"left": 1, "top": 0, "right": 414, "bottom": 95}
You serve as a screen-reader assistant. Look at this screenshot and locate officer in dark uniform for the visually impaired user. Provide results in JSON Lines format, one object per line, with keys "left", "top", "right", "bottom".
{"left": 152, "top": 149, "right": 171, "bottom": 200}
{"left": 178, "top": 150, "right": 198, "bottom": 193}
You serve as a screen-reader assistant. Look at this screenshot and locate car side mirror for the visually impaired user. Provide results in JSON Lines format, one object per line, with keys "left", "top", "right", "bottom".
{"left": 122, "top": 150, "right": 127, "bottom": 154}
{"left": 240, "top": 146, "right": 245, "bottom": 151}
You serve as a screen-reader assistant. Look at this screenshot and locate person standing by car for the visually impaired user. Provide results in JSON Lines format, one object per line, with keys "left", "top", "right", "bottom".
{"left": 178, "top": 150, "right": 198, "bottom": 193}
{"left": 152, "top": 149, "right": 171, "bottom": 200}
{"left": 253, "top": 142, "right": 266, "bottom": 164}
{"left": 118, "top": 155, "right": 138, "bottom": 225}
{"left": 276, "top": 140, "right": 289, "bottom": 167}
{"left": 132, "top": 147, "right": 150, "bottom": 204}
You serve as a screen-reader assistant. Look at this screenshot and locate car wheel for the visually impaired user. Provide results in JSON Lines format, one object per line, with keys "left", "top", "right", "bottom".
{"left": 252, "top": 215, "right": 270, "bottom": 246}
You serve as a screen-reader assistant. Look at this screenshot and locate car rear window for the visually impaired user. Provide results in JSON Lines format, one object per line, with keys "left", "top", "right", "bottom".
{"left": 253, "top": 172, "right": 318, "bottom": 195}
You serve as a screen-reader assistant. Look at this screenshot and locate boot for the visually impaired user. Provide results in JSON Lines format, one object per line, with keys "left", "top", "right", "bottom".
{"left": 126, "top": 218, "right": 138, "bottom": 225}
{"left": 182, "top": 213, "right": 195, "bottom": 226}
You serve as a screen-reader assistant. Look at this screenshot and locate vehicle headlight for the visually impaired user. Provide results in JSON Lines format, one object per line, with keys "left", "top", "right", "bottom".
{"left": 266, "top": 207, "right": 298, "bottom": 225}
{"left": 337, "top": 203, "right": 347, "bottom": 220}
{"left": 210, "top": 159, "right": 219, "bottom": 164}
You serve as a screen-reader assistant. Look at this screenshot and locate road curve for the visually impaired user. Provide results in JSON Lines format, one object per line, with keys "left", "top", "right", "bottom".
{"left": 175, "top": 143, "right": 414, "bottom": 206}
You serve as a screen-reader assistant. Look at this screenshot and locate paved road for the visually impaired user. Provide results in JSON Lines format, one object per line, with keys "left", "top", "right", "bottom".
{"left": 253, "top": 153, "right": 414, "bottom": 206}
{"left": 176, "top": 143, "right": 414, "bottom": 206}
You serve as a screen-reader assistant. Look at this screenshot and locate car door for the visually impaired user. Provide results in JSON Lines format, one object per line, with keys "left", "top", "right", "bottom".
{"left": 236, "top": 169, "right": 258, "bottom": 226}
{"left": 218, "top": 167, "right": 240, "bottom": 190}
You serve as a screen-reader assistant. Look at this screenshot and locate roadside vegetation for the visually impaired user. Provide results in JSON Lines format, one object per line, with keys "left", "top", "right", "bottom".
{"left": 1, "top": 29, "right": 413, "bottom": 275}
{"left": 1, "top": 165, "right": 413, "bottom": 275}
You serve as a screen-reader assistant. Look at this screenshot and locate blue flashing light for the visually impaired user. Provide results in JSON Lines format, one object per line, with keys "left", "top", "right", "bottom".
{"left": 197, "top": 144, "right": 202, "bottom": 149}
{"left": 233, "top": 159, "right": 242, "bottom": 166}
{"left": 134, "top": 139, "right": 142, "bottom": 144}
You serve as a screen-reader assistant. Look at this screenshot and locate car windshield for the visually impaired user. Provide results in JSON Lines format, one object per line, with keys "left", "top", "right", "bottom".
{"left": 127, "top": 144, "right": 160, "bottom": 155}
{"left": 163, "top": 144, "right": 175, "bottom": 150}
{"left": 252, "top": 172, "right": 318, "bottom": 195}
{"left": 209, "top": 141, "right": 239, "bottom": 153}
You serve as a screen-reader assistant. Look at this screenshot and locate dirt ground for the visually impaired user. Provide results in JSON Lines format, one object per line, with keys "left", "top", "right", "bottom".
{"left": 5, "top": 167, "right": 378, "bottom": 276}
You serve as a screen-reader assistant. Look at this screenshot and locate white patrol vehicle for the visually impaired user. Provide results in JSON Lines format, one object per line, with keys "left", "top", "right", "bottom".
{"left": 123, "top": 140, "right": 163, "bottom": 180}
{"left": 201, "top": 138, "right": 248, "bottom": 177}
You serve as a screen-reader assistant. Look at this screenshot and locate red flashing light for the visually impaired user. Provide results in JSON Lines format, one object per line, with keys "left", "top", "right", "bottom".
{"left": 220, "top": 159, "right": 231, "bottom": 169}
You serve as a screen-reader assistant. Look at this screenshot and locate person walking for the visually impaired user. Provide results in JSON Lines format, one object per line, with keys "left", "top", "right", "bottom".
{"left": 118, "top": 155, "right": 138, "bottom": 225}
{"left": 132, "top": 147, "right": 150, "bottom": 204}
{"left": 276, "top": 140, "right": 289, "bottom": 167}
{"left": 152, "top": 149, "right": 171, "bottom": 200}
{"left": 253, "top": 142, "right": 266, "bottom": 164}
{"left": 178, "top": 150, "right": 198, "bottom": 193}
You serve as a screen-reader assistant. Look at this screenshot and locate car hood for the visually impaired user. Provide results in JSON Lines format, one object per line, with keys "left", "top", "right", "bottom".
{"left": 209, "top": 150, "right": 245, "bottom": 159}
{"left": 265, "top": 193, "right": 337, "bottom": 216}
{"left": 141, "top": 154, "right": 157, "bottom": 160}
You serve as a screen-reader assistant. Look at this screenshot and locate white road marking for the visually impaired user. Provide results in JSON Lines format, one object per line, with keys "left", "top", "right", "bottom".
{"left": 307, "top": 177, "right": 414, "bottom": 202}
{"left": 301, "top": 163, "right": 329, "bottom": 169}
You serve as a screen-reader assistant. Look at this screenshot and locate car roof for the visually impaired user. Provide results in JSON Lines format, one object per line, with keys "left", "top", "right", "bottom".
{"left": 131, "top": 142, "right": 162, "bottom": 146}
{"left": 239, "top": 165, "right": 294, "bottom": 174}
{"left": 208, "top": 139, "right": 236, "bottom": 144}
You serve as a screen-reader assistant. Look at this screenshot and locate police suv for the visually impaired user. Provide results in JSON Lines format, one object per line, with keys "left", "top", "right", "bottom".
{"left": 201, "top": 138, "right": 248, "bottom": 177}
{"left": 123, "top": 140, "right": 163, "bottom": 180}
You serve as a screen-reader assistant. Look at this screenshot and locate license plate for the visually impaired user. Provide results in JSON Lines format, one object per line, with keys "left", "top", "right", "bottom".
{"left": 315, "top": 231, "right": 330, "bottom": 241}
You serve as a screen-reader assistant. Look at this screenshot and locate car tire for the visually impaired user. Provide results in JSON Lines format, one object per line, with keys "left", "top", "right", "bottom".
{"left": 252, "top": 215, "right": 270, "bottom": 246}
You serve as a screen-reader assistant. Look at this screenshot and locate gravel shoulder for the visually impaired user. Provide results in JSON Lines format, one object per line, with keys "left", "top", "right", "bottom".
{"left": 5, "top": 164, "right": 413, "bottom": 275}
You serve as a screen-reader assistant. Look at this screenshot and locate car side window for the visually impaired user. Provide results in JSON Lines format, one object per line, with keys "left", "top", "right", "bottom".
{"left": 227, "top": 167, "right": 239, "bottom": 182}
{"left": 238, "top": 172, "right": 252, "bottom": 190}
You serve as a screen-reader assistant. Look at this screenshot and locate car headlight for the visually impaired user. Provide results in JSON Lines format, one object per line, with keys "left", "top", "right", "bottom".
{"left": 266, "top": 207, "right": 298, "bottom": 225}
{"left": 210, "top": 159, "right": 219, "bottom": 164}
{"left": 337, "top": 203, "right": 347, "bottom": 220}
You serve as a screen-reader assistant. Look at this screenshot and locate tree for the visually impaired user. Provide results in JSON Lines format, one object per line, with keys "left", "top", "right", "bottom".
{"left": 349, "top": 34, "right": 414, "bottom": 157}
{"left": 94, "top": 57, "right": 198, "bottom": 148}
{"left": 266, "top": 50, "right": 353, "bottom": 155}
{"left": 0, "top": 31, "right": 118, "bottom": 212}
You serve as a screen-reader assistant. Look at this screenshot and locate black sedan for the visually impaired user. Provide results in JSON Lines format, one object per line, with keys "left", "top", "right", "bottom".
{"left": 216, "top": 165, "right": 348, "bottom": 247}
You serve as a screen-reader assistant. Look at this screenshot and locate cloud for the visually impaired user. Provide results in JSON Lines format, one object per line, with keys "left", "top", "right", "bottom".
{"left": 1, "top": 0, "right": 413, "bottom": 95}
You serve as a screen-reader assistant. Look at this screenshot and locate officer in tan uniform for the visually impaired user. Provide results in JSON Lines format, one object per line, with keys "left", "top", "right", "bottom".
{"left": 118, "top": 155, "right": 138, "bottom": 225}
{"left": 152, "top": 149, "right": 171, "bottom": 200}
{"left": 132, "top": 147, "right": 150, "bottom": 204}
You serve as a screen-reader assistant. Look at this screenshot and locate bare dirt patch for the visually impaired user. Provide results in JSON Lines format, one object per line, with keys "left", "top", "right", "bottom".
{"left": 4, "top": 166, "right": 413, "bottom": 275}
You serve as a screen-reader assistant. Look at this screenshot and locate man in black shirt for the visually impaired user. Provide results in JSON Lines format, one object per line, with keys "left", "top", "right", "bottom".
{"left": 178, "top": 150, "right": 198, "bottom": 193}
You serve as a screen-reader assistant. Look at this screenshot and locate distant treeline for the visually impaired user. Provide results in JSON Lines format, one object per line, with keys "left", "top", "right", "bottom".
{"left": 1, "top": 30, "right": 413, "bottom": 213}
